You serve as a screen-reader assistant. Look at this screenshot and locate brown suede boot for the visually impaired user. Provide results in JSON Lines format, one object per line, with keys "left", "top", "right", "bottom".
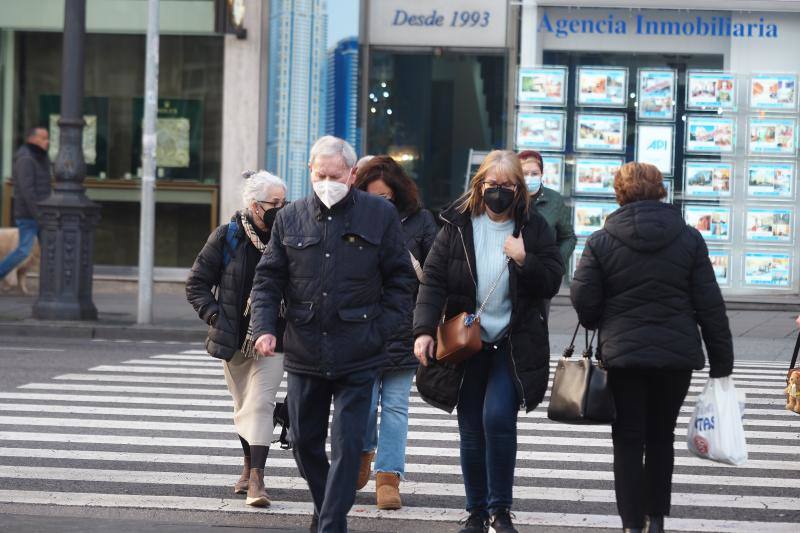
{"left": 375, "top": 472, "right": 401, "bottom": 510}
{"left": 234, "top": 456, "right": 250, "bottom": 494}
{"left": 356, "top": 450, "right": 375, "bottom": 490}
{"left": 245, "top": 468, "right": 271, "bottom": 507}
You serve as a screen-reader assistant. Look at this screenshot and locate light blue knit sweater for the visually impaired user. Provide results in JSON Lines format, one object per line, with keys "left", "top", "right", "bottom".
{"left": 471, "top": 214, "right": 513, "bottom": 342}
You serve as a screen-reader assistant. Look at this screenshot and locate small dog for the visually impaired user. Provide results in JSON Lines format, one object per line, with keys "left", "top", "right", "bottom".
{"left": 0, "top": 227, "right": 41, "bottom": 295}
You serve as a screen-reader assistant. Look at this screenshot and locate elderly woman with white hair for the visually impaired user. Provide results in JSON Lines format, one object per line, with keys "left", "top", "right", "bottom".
{"left": 186, "top": 170, "right": 287, "bottom": 508}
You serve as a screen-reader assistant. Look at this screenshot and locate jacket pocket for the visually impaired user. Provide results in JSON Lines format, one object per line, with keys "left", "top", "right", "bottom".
{"left": 283, "top": 235, "right": 321, "bottom": 278}
{"left": 285, "top": 302, "right": 315, "bottom": 326}
{"left": 341, "top": 231, "right": 380, "bottom": 280}
{"left": 338, "top": 303, "right": 382, "bottom": 322}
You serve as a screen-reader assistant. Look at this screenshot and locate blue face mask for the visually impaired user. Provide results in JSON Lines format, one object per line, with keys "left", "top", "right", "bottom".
{"left": 525, "top": 175, "right": 542, "bottom": 194}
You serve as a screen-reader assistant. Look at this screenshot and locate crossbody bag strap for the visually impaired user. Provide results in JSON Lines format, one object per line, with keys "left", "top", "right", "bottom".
{"left": 790, "top": 331, "right": 800, "bottom": 373}
{"left": 474, "top": 257, "right": 511, "bottom": 318}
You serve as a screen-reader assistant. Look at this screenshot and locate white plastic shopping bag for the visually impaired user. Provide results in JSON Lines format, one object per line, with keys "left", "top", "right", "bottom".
{"left": 687, "top": 377, "right": 748, "bottom": 466}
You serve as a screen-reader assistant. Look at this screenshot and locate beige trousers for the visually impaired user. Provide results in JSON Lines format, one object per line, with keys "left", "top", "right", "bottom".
{"left": 223, "top": 350, "right": 285, "bottom": 446}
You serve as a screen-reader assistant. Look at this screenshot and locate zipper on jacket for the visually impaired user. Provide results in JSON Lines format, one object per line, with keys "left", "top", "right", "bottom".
{"left": 508, "top": 337, "right": 527, "bottom": 410}
{"left": 457, "top": 226, "right": 477, "bottom": 288}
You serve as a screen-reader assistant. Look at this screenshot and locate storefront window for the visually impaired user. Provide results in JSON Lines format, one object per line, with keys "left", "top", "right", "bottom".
{"left": 367, "top": 50, "right": 507, "bottom": 210}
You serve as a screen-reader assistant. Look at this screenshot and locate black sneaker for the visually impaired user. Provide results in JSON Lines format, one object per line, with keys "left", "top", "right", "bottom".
{"left": 459, "top": 510, "right": 489, "bottom": 533}
{"left": 489, "top": 509, "right": 518, "bottom": 533}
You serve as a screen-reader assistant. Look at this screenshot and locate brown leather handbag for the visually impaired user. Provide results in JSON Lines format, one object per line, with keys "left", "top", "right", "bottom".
{"left": 435, "top": 258, "right": 508, "bottom": 365}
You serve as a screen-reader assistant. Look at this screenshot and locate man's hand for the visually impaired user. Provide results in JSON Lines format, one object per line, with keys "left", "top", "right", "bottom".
{"left": 414, "top": 335, "right": 435, "bottom": 367}
{"left": 503, "top": 234, "right": 526, "bottom": 266}
{"left": 255, "top": 334, "right": 277, "bottom": 357}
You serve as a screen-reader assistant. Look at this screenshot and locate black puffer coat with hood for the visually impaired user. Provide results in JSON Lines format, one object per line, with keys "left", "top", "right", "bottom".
{"left": 570, "top": 201, "right": 733, "bottom": 377}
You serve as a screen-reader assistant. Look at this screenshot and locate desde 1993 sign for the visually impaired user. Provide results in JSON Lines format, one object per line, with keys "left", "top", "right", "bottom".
{"left": 368, "top": 0, "right": 507, "bottom": 48}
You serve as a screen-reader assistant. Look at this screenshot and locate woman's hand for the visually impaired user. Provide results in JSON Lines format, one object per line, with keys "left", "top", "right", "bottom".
{"left": 503, "top": 234, "right": 526, "bottom": 266}
{"left": 414, "top": 335, "right": 435, "bottom": 367}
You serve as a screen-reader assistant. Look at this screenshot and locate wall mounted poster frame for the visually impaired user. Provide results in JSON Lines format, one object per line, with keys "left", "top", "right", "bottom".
{"left": 685, "top": 115, "right": 736, "bottom": 155}
{"left": 541, "top": 153, "right": 565, "bottom": 193}
{"left": 750, "top": 73, "right": 798, "bottom": 111}
{"left": 683, "top": 160, "right": 733, "bottom": 199}
{"left": 518, "top": 66, "right": 567, "bottom": 106}
{"left": 577, "top": 66, "right": 628, "bottom": 108}
{"left": 573, "top": 156, "right": 623, "bottom": 196}
{"left": 708, "top": 249, "right": 732, "bottom": 287}
{"left": 39, "top": 94, "right": 109, "bottom": 177}
{"left": 636, "top": 123, "right": 675, "bottom": 176}
{"left": 747, "top": 160, "right": 795, "bottom": 199}
{"left": 574, "top": 201, "right": 618, "bottom": 238}
{"left": 575, "top": 112, "right": 626, "bottom": 152}
{"left": 748, "top": 116, "right": 797, "bottom": 156}
{"left": 745, "top": 207, "right": 793, "bottom": 243}
{"left": 637, "top": 69, "right": 676, "bottom": 121}
{"left": 685, "top": 70, "right": 736, "bottom": 111}
{"left": 744, "top": 250, "right": 792, "bottom": 288}
{"left": 132, "top": 98, "right": 203, "bottom": 180}
{"left": 516, "top": 111, "right": 566, "bottom": 151}
{"left": 684, "top": 204, "right": 732, "bottom": 242}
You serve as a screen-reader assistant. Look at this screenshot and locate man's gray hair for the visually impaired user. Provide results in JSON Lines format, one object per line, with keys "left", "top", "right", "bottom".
{"left": 241, "top": 170, "right": 286, "bottom": 208}
{"left": 355, "top": 155, "right": 374, "bottom": 170}
{"left": 308, "top": 135, "right": 357, "bottom": 169}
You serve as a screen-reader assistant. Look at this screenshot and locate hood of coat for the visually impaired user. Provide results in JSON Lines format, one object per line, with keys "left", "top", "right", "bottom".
{"left": 604, "top": 201, "right": 686, "bottom": 253}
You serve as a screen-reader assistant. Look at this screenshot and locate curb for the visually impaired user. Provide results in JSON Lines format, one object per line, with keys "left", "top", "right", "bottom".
{"left": 0, "top": 321, "right": 206, "bottom": 343}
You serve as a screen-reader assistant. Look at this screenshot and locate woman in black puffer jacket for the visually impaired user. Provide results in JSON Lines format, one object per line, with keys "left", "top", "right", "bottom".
{"left": 571, "top": 162, "right": 734, "bottom": 533}
{"left": 186, "top": 171, "right": 287, "bottom": 508}
{"left": 352, "top": 156, "right": 438, "bottom": 510}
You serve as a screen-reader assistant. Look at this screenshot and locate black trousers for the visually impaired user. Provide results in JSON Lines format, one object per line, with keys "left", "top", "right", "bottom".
{"left": 607, "top": 368, "right": 692, "bottom": 529}
{"left": 287, "top": 369, "right": 376, "bottom": 533}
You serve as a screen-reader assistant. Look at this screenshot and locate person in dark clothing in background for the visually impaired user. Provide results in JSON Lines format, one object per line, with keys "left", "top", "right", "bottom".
{"left": 352, "top": 155, "right": 438, "bottom": 510}
{"left": 0, "top": 127, "right": 51, "bottom": 280}
{"left": 186, "top": 170, "right": 287, "bottom": 508}
{"left": 250, "top": 136, "right": 415, "bottom": 533}
{"left": 571, "top": 162, "right": 734, "bottom": 533}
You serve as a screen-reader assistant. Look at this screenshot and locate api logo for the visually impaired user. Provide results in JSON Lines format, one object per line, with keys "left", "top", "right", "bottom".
{"left": 647, "top": 140, "right": 668, "bottom": 150}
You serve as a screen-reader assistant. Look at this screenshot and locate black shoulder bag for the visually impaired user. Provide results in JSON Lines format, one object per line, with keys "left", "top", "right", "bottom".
{"left": 547, "top": 324, "right": 616, "bottom": 425}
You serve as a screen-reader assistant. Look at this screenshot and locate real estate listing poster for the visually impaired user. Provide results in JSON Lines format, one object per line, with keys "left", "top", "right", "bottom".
{"left": 684, "top": 205, "right": 732, "bottom": 242}
{"left": 637, "top": 69, "right": 676, "bottom": 120}
{"left": 708, "top": 249, "right": 731, "bottom": 287}
{"left": 744, "top": 251, "right": 792, "bottom": 288}
{"left": 686, "top": 71, "right": 736, "bottom": 111}
{"left": 750, "top": 73, "right": 798, "bottom": 111}
{"left": 683, "top": 160, "right": 733, "bottom": 198}
{"left": 747, "top": 161, "right": 795, "bottom": 199}
{"left": 541, "top": 153, "right": 565, "bottom": 193}
{"left": 745, "top": 207, "right": 793, "bottom": 243}
{"left": 574, "top": 201, "right": 618, "bottom": 237}
{"left": 516, "top": 111, "right": 566, "bottom": 151}
{"left": 518, "top": 66, "right": 567, "bottom": 106}
{"left": 573, "top": 157, "right": 623, "bottom": 195}
{"left": 748, "top": 116, "right": 797, "bottom": 156}
{"left": 685, "top": 115, "right": 735, "bottom": 154}
{"left": 577, "top": 67, "right": 628, "bottom": 107}
{"left": 575, "top": 113, "right": 626, "bottom": 152}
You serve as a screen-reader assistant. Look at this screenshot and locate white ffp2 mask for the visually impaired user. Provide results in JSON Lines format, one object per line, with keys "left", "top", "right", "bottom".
{"left": 313, "top": 179, "right": 349, "bottom": 209}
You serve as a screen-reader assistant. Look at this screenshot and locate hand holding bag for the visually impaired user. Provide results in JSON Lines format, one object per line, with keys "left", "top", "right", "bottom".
{"left": 435, "top": 258, "right": 509, "bottom": 366}
{"left": 547, "top": 325, "right": 616, "bottom": 425}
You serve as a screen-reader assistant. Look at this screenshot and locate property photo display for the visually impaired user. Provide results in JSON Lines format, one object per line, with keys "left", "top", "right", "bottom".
{"left": 685, "top": 70, "right": 736, "bottom": 110}
{"left": 748, "top": 116, "right": 797, "bottom": 156}
{"left": 636, "top": 123, "right": 674, "bottom": 175}
{"left": 575, "top": 113, "right": 626, "bottom": 152}
{"left": 745, "top": 207, "right": 793, "bottom": 243}
{"left": 683, "top": 160, "right": 733, "bottom": 198}
{"left": 744, "top": 251, "right": 792, "bottom": 288}
{"left": 637, "top": 69, "right": 676, "bottom": 120}
{"left": 577, "top": 67, "right": 628, "bottom": 107}
{"left": 685, "top": 115, "right": 735, "bottom": 154}
{"left": 662, "top": 178, "right": 674, "bottom": 203}
{"left": 574, "top": 201, "right": 618, "bottom": 237}
{"left": 571, "top": 243, "right": 585, "bottom": 277}
{"left": 684, "top": 205, "right": 731, "bottom": 242}
{"left": 573, "top": 157, "right": 623, "bottom": 195}
{"left": 747, "top": 161, "right": 795, "bottom": 199}
{"left": 518, "top": 66, "right": 567, "bottom": 106}
{"left": 708, "top": 249, "right": 731, "bottom": 287}
{"left": 750, "top": 73, "right": 798, "bottom": 111}
{"left": 516, "top": 111, "right": 566, "bottom": 151}
{"left": 541, "top": 153, "right": 565, "bottom": 193}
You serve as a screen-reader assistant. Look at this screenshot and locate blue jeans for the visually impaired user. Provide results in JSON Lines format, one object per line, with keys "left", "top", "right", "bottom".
{"left": 457, "top": 339, "right": 519, "bottom": 515}
{"left": 0, "top": 218, "right": 38, "bottom": 279}
{"left": 363, "top": 367, "right": 415, "bottom": 477}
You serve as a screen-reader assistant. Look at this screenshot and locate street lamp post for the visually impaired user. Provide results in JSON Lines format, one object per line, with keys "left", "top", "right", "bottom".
{"left": 33, "top": 0, "right": 100, "bottom": 320}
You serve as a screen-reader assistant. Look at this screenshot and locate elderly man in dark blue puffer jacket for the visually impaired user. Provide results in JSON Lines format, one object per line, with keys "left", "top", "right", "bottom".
{"left": 250, "top": 135, "right": 415, "bottom": 533}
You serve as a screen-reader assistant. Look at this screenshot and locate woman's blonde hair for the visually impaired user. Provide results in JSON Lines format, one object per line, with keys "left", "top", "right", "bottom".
{"left": 614, "top": 162, "right": 666, "bottom": 206}
{"left": 458, "top": 150, "right": 529, "bottom": 216}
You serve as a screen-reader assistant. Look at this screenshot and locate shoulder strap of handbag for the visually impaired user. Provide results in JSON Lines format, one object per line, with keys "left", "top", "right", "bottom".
{"left": 474, "top": 257, "right": 511, "bottom": 319}
{"left": 409, "top": 251, "right": 424, "bottom": 282}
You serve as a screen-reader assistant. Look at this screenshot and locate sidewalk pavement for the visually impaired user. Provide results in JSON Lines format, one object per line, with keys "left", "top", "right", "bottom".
{"left": 0, "top": 280, "right": 798, "bottom": 363}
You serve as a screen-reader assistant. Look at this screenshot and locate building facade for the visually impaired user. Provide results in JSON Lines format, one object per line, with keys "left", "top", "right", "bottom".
{"left": 326, "top": 36, "right": 360, "bottom": 150}
{"left": 265, "top": 0, "right": 327, "bottom": 200}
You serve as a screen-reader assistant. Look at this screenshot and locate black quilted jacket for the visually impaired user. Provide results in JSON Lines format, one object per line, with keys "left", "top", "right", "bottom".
{"left": 570, "top": 201, "right": 734, "bottom": 378}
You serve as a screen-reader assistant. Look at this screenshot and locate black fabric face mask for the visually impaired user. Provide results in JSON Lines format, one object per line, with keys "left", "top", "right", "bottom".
{"left": 262, "top": 206, "right": 281, "bottom": 228}
{"left": 483, "top": 187, "right": 515, "bottom": 215}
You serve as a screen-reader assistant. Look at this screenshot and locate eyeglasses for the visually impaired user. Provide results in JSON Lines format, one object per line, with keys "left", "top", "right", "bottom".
{"left": 257, "top": 199, "right": 286, "bottom": 209}
{"left": 482, "top": 181, "right": 517, "bottom": 192}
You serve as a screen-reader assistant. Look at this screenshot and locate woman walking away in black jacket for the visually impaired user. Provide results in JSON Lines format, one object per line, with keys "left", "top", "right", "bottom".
{"left": 413, "top": 150, "right": 564, "bottom": 533}
{"left": 186, "top": 171, "right": 287, "bottom": 508}
{"left": 571, "top": 162, "right": 734, "bottom": 533}
{"left": 353, "top": 155, "right": 438, "bottom": 510}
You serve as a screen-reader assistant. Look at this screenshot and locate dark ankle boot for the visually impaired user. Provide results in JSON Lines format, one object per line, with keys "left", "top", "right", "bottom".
{"left": 245, "top": 467, "right": 270, "bottom": 507}
{"left": 646, "top": 515, "right": 664, "bottom": 533}
{"left": 623, "top": 529, "right": 643, "bottom": 533}
{"left": 234, "top": 456, "right": 250, "bottom": 494}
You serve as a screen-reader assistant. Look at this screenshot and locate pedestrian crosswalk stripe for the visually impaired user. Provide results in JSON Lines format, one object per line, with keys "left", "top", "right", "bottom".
{"left": 0, "top": 392, "right": 234, "bottom": 407}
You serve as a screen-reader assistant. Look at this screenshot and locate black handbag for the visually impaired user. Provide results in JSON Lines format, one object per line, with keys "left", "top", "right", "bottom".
{"left": 547, "top": 324, "right": 616, "bottom": 425}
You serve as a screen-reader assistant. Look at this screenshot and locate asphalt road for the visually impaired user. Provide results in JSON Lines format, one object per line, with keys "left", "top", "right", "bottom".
{"left": 0, "top": 335, "right": 797, "bottom": 533}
